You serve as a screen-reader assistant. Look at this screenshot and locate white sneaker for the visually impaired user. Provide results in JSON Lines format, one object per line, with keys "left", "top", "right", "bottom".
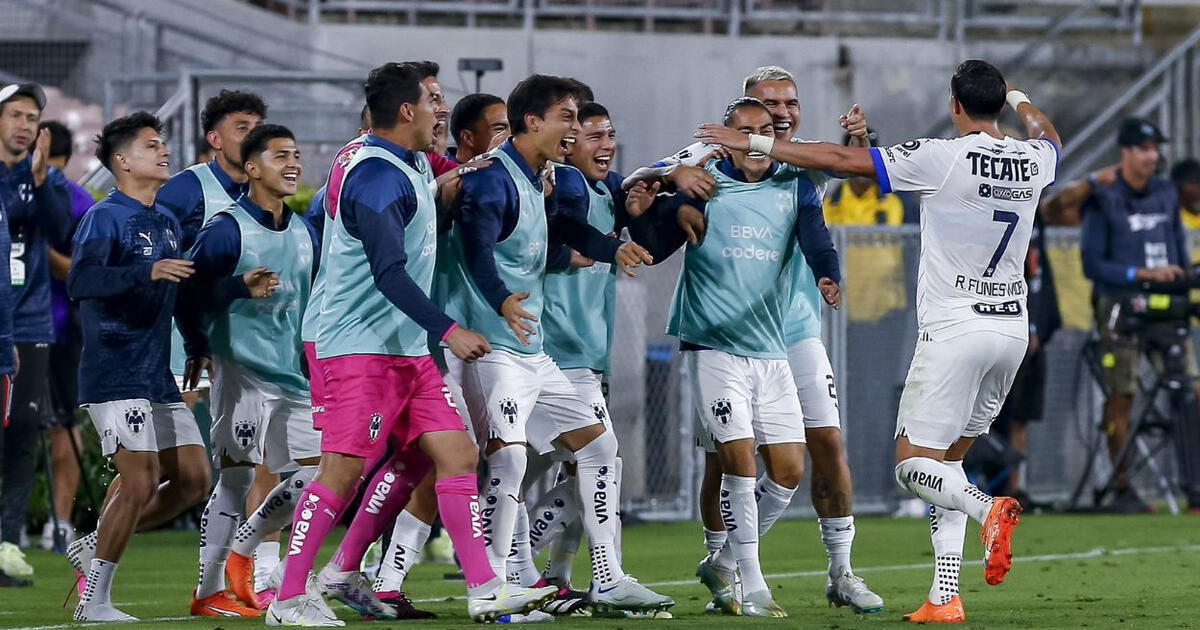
{"left": 0, "top": 542, "right": 33, "bottom": 578}
{"left": 696, "top": 555, "right": 739, "bottom": 615}
{"left": 73, "top": 601, "right": 138, "bottom": 622}
{"left": 317, "top": 565, "right": 397, "bottom": 620}
{"left": 499, "top": 609, "right": 557, "bottom": 623}
{"left": 266, "top": 573, "right": 345, "bottom": 627}
{"left": 826, "top": 570, "right": 884, "bottom": 614}
{"left": 590, "top": 575, "right": 675, "bottom": 613}
{"left": 469, "top": 581, "right": 558, "bottom": 622}
{"left": 40, "top": 520, "right": 76, "bottom": 552}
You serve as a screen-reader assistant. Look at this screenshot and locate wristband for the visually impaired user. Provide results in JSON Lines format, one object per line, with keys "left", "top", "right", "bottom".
{"left": 748, "top": 134, "right": 775, "bottom": 156}
{"left": 1006, "top": 90, "right": 1031, "bottom": 111}
{"left": 441, "top": 322, "right": 459, "bottom": 341}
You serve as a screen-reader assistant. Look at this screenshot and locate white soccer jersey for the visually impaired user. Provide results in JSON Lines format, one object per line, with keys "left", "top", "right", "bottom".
{"left": 870, "top": 134, "right": 1058, "bottom": 338}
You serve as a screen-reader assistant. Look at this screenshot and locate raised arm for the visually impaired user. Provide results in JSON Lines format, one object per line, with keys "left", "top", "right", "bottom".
{"left": 694, "top": 124, "right": 876, "bottom": 178}
{"left": 1007, "top": 87, "right": 1062, "bottom": 148}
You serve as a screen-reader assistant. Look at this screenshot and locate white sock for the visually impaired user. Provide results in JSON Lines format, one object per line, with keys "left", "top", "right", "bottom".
{"left": 703, "top": 527, "right": 727, "bottom": 556}
{"left": 374, "top": 509, "right": 430, "bottom": 593}
{"left": 232, "top": 466, "right": 317, "bottom": 557}
{"left": 722, "top": 474, "right": 768, "bottom": 597}
{"left": 528, "top": 475, "right": 580, "bottom": 555}
{"left": 543, "top": 518, "right": 582, "bottom": 585}
{"left": 81, "top": 558, "right": 117, "bottom": 607}
{"left": 613, "top": 457, "right": 624, "bottom": 563}
{"left": 755, "top": 475, "right": 796, "bottom": 536}
{"left": 197, "top": 466, "right": 254, "bottom": 598}
{"left": 573, "top": 433, "right": 624, "bottom": 588}
{"left": 818, "top": 516, "right": 855, "bottom": 578}
{"left": 254, "top": 541, "right": 281, "bottom": 592}
{"left": 895, "top": 457, "right": 993, "bottom": 524}
{"left": 509, "top": 506, "right": 539, "bottom": 586}
{"left": 484, "top": 446, "right": 527, "bottom": 578}
{"left": 929, "top": 461, "right": 968, "bottom": 605}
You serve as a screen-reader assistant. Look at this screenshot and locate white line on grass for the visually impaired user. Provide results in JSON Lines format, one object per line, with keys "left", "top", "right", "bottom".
{"left": 9, "top": 616, "right": 191, "bottom": 630}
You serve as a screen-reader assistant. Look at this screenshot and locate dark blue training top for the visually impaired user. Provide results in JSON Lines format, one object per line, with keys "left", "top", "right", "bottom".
{"left": 305, "top": 184, "right": 326, "bottom": 243}
{"left": 457, "top": 140, "right": 624, "bottom": 313}
{"left": 1081, "top": 172, "right": 1187, "bottom": 298}
{"left": 340, "top": 134, "right": 455, "bottom": 337}
{"left": 1, "top": 156, "right": 72, "bottom": 343}
{"left": 69, "top": 189, "right": 184, "bottom": 405}
{"left": 0, "top": 194, "right": 14, "bottom": 375}
{"left": 155, "top": 159, "right": 247, "bottom": 251}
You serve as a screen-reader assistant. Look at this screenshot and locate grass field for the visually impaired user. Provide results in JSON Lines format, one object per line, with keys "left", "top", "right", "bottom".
{"left": 2, "top": 514, "right": 1198, "bottom": 630}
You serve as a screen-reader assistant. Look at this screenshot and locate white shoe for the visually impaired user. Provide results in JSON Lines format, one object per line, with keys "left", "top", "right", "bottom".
{"left": 826, "top": 570, "right": 884, "bottom": 614}
{"left": 696, "top": 555, "right": 739, "bottom": 615}
{"left": 361, "top": 541, "right": 382, "bottom": 582}
{"left": 266, "top": 573, "right": 345, "bottom": 627}
{"left": 0, "top": 542, "right": 33, "bottom": 578}
{"left": 40, "top": 520, "right": 76, "bottom": 552}
{"left": 317, "top": 565, "right": 397, "bottom": 620}
{"left": 741, "top": 589, "right": 786, "bottom": 618}
{"left": 73, "top": 601, "right": 138, "bottom": 622}
{"left": 590, "top": 575, "right": 675, "bottom": 613}
{"left": 469, "top": 581, "right": 558, "bottom": 622}
{"left": 499, "top": 609, "right": 557, "bottom": 623}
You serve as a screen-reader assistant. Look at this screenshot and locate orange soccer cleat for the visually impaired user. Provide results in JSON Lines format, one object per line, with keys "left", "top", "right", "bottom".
{"left": 981, "top": 496, "right": 1023, "bottom": 586}
{"left": 225, "top": 551, "right": 260, "bottom": 609}
{"left": 190, "top": 588, "right": 261, "bottom": 617}
{"left": 903, "top": 596, "right": 966, "bottom": 623}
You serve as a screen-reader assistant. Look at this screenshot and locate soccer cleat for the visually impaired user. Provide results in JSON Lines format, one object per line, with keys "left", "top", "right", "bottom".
{"left": 696, "top": 555, "right": 740, "bottom": 615}
{"left": 375, "top": 590, "right": 437, "bottom": 619}
{"left": 317, "top": 565, "right": 397, "bottom": 620}
{"left": 0, "top": 568, "right": 32, "bottom": 587}
{"left": 538, "top": 583, "right": 591, "bottom": 616}
{"left": 981, "top": 497, "right": 1022, "bottom": 585}
{"left": 266, "top": 573, "right": 345, "bottom": 627}
{"left": 0, "top": 542, "right": 33, "bottom": 580}
{"left": 257, "top": 588, "right": 278, "bottom": 611}
{"left": 469, "top": 582, "right": 558, "bottom": 623}
{"left": 227, "top": 551, "right": 261, "bottom": 609}
{"left": 497, "top": 609, "right": 556, "bottom": 623}
{"left": 73, "top": 601, "right": 138, "bottom": 622}
{"left": 740, "top": 589, "right": 786, "bottom": 618}
{"left": 589, "top": 575, "right": 675, "bottom": 614}
{"left": 903, "top": 596, "right": 966, "bottom": 623}
{"left": 67, "top": 533, "right": 97, "bottom": 596}
{"left": 190, "top": 588, "right": 261, "bottom": 617}
{"left": 826, "top": 570, "right": 884, "bottom": 614}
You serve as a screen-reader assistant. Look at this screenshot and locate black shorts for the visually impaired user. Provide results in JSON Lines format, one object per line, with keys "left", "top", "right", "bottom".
{"left": 993, "top": 347, "right": 1046, "bottom": 435}
{"left": 11, "top": 342, "right": 51, "bottom": 429}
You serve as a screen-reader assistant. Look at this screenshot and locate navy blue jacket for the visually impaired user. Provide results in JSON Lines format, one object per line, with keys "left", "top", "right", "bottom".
{"left": 1, "top": 157, "right": 72, "bottom": 343}
{"left": 305, "top": 184, "right": 326, "bottom": 243}
{"left": 155, "top": 159, "right": 247, "bottom": 252}
{"left": 0, "top": 195, "right": 14, "bottom": 375}
{"left": 69, "top": 189, "right": 184, "bottom": 404}
{"left": 1081, "top": 172, "right": 1187, "bottom": 297}
{"left": 457, "top": 140, "right": 625, "bottom": 313}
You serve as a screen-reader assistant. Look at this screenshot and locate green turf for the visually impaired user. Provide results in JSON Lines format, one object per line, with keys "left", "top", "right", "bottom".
{"left": 3, "top": 514, "right": 1198, "bottom": 629}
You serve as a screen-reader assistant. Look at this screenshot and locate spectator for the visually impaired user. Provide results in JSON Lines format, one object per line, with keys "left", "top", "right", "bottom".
{"left": 1170, "top": 158, "right": 1200, "bottom": 230}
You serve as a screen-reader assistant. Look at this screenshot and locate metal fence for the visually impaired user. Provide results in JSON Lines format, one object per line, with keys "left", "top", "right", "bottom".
{"left": 613, "top": 225, "right": 1191, "bottom": 521}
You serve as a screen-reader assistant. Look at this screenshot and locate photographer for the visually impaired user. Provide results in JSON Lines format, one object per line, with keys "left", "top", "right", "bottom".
{"left": 1081, "top": 117, "right": 1200, "bottom": 512}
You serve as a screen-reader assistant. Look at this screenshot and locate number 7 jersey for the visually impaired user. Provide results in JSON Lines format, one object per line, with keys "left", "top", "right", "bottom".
{"left": 869, "top": 134, "right": 1058, "bottom": 339}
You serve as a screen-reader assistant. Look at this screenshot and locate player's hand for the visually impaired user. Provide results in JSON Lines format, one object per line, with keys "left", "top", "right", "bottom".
{"left": 1137, "top": 265, "right": 1185, "bottom": 283}
{"left": 694, "top": 124, "right": 750, "bottom": 152}
{"left": 625, "top": 180, "right": 661, "bottom": 218}
{"left": 1092, "top": 165, "right": 1119, "bottom": 188}
{"left": 541, "top": 168, "right": 556, "bottom": 199}
{"left": 151, "top": 259, "right": 195, "bottom": 282}
{"left": 569, "top": 250, "right": 595, "bottom": 268}
{"left": 678, "top": 204, "right": 706, "bottom": 245}
{"left": 501, "top": 292, "right": 538, "bottom": 345}
{"left": 615, "top": 241, "right": 653, "bottom": 277}
{"left": 445, "top": 326, "right": 492, "bottom": 362}
{"left": 818, "top": 277, "right": 842, "bottom": 309}
{"left": 30, "top": 128, "right": 50, "bottom": 187}
{"left": 437, "top": 159, "right": 492, "bottom": 208}
{"left": 488, "top": 130, "right": 509, "bottom": 151}
{"left": 243, "top": 266, "right": 280, "bottom": 299}
{"left": 839, "top": 104, "right": 868, "bottom": 139}
{"left": 182, "top": 355, "right": 212, "bottom": 392}
{"left": 668, "top": 165, "right": 715, "bottom": 200}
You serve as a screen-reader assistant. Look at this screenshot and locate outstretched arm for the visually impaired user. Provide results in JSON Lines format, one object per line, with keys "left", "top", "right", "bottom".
{"left": 694, "top": 125, "right": 876, "bottom": 177}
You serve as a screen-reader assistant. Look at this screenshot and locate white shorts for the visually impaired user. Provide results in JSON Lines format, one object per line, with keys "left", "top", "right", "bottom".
{"left": 688, "top": 350, "right": 806, "bottom": 452}
{"left": 460, "top": 350, "right": 601, "bottom": 455}
{"left": 787, "top": 337, "right": 842, "bottom": 430}
{"left": 440, "top": 349, "right": 480, "bottom": 446}
{"left": 174, "top": 374, "right": 212, "bottom": 392}
{"left": 85, "top": 398, "right": 204, "bottom": 457}
{"left": 529, "top": 367, "right": 612, "bottom": 460}
{"left": 896, "top": 329, "right": 1027, "bottom": 450}
{"left": 209, "top": 360, "right": 321, "bottom": 474}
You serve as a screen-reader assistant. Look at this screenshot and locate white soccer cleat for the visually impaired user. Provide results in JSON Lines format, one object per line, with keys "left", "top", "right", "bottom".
{"left": 589, "top": 575, "right": 675, "bottom": 613}
{"left": 826, "top": 570, "right": 884, "bottom": 614}
{"left": 498, "top": 609, "right": 557, "bottom": 623}
{"left": 0, "top": 542, "right": 33, "bottom": 578}
{"left": 468, "top": 582, "right": 558, "bottom": 623}
{"left": 741, "top": 589, "right": 787, "bottom": 618}
{"left": 317, "top": 565, "right": 397, "bottom": 620}
{"left": 696, "top": 555, "right": 740, "bottom": 615}
{"left": 266, "top": 573, "right": 345, "bottom": 627}
{"left": 73, "top": 601, "right": 138, "bottom": 623}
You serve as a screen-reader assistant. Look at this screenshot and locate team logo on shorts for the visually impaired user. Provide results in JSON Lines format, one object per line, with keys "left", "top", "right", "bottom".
{"left": 124, "top": 407, "right": 146, "bottom": 434}
{"left": 499, "top": 398, "right": 519, "bottom": 425}
{"left": 368, "top": 413, "right": 383, "bottom": 442}
{"left": 711, "top": 398, "right": 732, "bottom": 425}
{"left": 234, "top": 420, "right": 256, "bottom": 448}
{"left": 591, "top": 403, "right": 608, "bottom": 424}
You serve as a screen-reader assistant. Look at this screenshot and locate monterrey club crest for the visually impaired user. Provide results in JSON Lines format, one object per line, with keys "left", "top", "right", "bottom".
{"left": 711, "top": 398, "right": 733, "bottom": 425}
{"left": 124, "top": 407, "right": 146, "bottom": 434}
{"left": 591, "top": 403, "right": 608, "bottom": 424}
{"left": 368, "top": 413, "right": 383, "bottom": 442}
{"left": 234, "top": 420, "right": 256, "bottom": 449}
{"left": 499, "top": 398, "right": 518, "bottom": 425}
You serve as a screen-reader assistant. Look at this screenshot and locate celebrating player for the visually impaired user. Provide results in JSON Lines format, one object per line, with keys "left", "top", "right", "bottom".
{"left": 696, "top": 59, "right": 1060, "bottom": 623}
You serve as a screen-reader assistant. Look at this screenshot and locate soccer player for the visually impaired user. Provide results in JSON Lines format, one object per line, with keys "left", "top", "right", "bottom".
{"left": 68, "top": 112, "right": 212, "bottom": 621}
{"left": 269, "top": 62, "right": 555, "bottom": 626}
{"left": 450, "top": 93, "right": 509, "bottom": 164}
{"left": 444, "top": 74, "right": 672, "bottom": 614}
{"left": 157, "top": 89, "right": 267, "bottom": 397}
{"left": 179, "top": 123, "right": 320, "bottom": 617}
{"left": 696, "top": 59, "right": 1060, "bottom": 623}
